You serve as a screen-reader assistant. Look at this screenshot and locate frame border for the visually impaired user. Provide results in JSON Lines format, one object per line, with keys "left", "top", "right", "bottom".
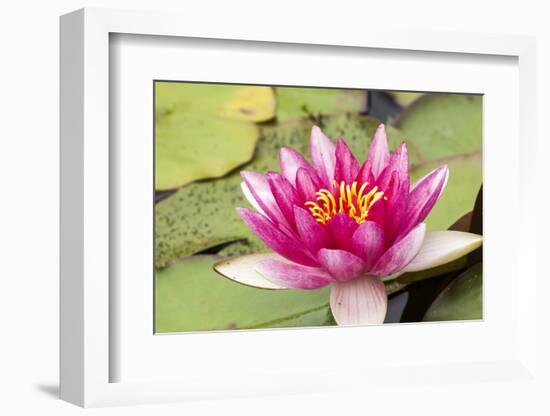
{"left": 60, "top": 7, "right": 537, "bottom": 407}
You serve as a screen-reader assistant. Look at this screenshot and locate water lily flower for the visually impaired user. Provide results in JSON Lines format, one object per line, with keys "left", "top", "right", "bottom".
{"left": 214, "top": 125, "right": 482, "bottom": 326}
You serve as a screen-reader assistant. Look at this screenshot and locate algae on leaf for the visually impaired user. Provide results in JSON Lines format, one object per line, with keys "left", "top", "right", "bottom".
{"left": 275, "top": 87, "right": 367, "bottom": 122}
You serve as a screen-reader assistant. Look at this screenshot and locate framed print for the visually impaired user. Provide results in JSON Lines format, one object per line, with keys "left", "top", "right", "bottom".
{"left": 60, "top": 8, "right": 539, "bottom": 408}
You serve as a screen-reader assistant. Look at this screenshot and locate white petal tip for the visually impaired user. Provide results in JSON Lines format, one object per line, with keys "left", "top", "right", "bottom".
{"left": 402, "top": 231, "right": 482, "bottom": 273}
{"left": 213, "top": 253, "right": 289, "bottom": 290}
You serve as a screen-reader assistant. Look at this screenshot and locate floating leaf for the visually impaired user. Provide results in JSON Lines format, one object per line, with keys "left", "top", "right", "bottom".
{"left": 155, "top": 83, "right": 276, "bottom": 190}
{"left": 396, "top": 93, "right": 482, "bottom": 161}
{"left": 155, "top": 255, "right": 330, "bottom": 333}
{"left": 423, "top": 263, "right": 482, "bottom": 321}
{"left": 275, "top": 87, "right": 367, "bottom": 121}
{"left": 156, "top": 114, "right": 258, "bottom": 190}
{"left": 219, "top": 86, "right": 277, "bottom": 122}
{"left": 156, "top": 82, "right": 276, "bottom": 122}
{"left": 389, "top": 92, "right": 424, "bottom": 107}
{"left": 410, "top": 154, "right": 482, "bottom": 231}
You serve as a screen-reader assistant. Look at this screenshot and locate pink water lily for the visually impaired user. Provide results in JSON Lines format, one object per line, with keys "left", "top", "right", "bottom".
{"left": 215, "top": 125, "right": 482, "bottom": 325}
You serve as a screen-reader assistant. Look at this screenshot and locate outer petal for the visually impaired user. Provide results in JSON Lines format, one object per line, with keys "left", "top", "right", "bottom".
{"left": 294, "top": 206, "right": 334, "bottom": 254}
{"left": 317, "top": 248, "right": 366, "bottom": 281}
{"left": 401, "top": 231, "right": 483, "bottom": 272}
{"left": 240, "top": 182, "right": 267, "bottom": 216}
{"left": 356, "top": 124, "right": 391, "bottom": 183}
{"left": 310, "top": 126, "right": 336, "bottom": 187}
{"left": 257, "top": 259, "right": 333, "bottom": 289}
{"left": 237, "top": 208, "right": 317, "bottom": 266}
{"left": 324, "top": 213, "right": 359, "bottom": 252}
{"left": 330, "top": 275, "right": 387, "bottom": 325}
{"left": 241, "top": 171, "right": 291, "bottom": 229}
{"left": 214, "top": 253, "right": 290, "bottom": 290}
{"left": 334, "top": 138, "right": 360, "bottom": 184}
{"left": 267, "top": 172, "right": 300, "bottom": 228}
{"left": 370, "top": 223, "right": 427, "bottom": 276}
{"left": 296, "top": 167, "right": 321, "bottom": 203}
{"left": 279, "top": 146, "right": 311, "bottom": 186}
{"left": 399, "top": 165, "right": 449, "bottom": 237}
{"left": 351, "top": 221, "right": 385, "bottom": 269}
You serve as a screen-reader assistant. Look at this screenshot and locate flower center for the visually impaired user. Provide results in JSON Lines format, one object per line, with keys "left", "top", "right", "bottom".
{"left": 304, "top": 181, "right": 384, "bottom": 225}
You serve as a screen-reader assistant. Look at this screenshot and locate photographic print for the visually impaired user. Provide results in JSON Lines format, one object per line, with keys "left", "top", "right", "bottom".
{"left": 154, "top": 82, "right": 483, "bottom": 333}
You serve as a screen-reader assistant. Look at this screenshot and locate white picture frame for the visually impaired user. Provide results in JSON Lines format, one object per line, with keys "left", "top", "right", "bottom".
{"left": 60, "top": 7, "right": 539, "bottom": 408}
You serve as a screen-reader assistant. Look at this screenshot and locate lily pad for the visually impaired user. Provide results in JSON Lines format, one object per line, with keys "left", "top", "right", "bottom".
{"left": 396, "top": 93, "right": 482, "bottom": 161}
{"left": 275, "top": 87, "right": 367, "bottom": 122}
{"left": 155, "top": 114, "right": 406, "bottom": 268}
{"left": 155, "top": 255, "right": 331, "bottom": 332}
{"left": 410, "top": 154, "right": 482, "bottom": 231}
{"left": 156, "top": 82, "right": 276, "bottom": 122}
{"left": 155, "top": 83, "right": 276, "bottom": 190}
{"left": 389, "top": 92, "right": 424, "bottom": 107}
{"left": 155, "top": 114, "right": 259, "bottom": 190}
{"left": 422, "top": 263, "right": 483, "bottom": 321}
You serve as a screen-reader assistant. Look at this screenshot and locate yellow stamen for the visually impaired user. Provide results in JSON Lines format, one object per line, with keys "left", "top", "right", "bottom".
{"left": 305, "top": 181, "right": 384, "bottom": 225}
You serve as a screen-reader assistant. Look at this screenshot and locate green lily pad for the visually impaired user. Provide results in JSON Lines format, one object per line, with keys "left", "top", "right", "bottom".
{"left": 156, "top": 82, "right": 276, "bottom": 122}
{"left": 155, "top": 114, "right": 406, "bottom": 268}
{"left": 155, "top": 83, "right": 276, "bottom": 190}
{"left": 155, "top": 255, "right": 331, "bottom": 332}
{"left": 423, "top": 263, "right": 483, "bottom": 321}
{"left": 389, "top": 92, "right": 424, "bottom": 107}
{"left": 396, "top": 93, "right": 482, "bottom": 162}
{"left": 155, "top": 114, "right": 258, "bottom": 190}
{"left": 410, "top": 154, "right": 482, "bottom": 231}
{"left": 275, "top": 87, "right": 367, "bottom": 122}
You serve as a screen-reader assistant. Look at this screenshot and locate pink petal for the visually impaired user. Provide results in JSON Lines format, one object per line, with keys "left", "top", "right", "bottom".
{"left": 267, "top": 172, "right": 300, "bottom": 229}
{"left": 330, "top": 275, "right": 387, "bottom": 325}
{"left": 294, "top": 206, "right": 334, "bottom": 254}
{"left": 279, "top": 147, "right": 311, "bottom": 186}
{"left": 310, "top": 126, "right": 336, "bottom": 187}
{"left": 324, "top": 213, "right": 359, "bottom": 252}
{"left": 376, "top": 143, "right": 409, "bottom": 192}
{"left": 399, "top": 165, "right": 449, "bottom": 237}
{"left": 351, "top": 221, "right": 385, "bottom": 270}
{"left": 334, "top": 138, "right": 360, "bottom": 184}
{"left": 257, "top": 259, "right": 333, "bottom": 289}
{"left": 240, "top": 171, "right": 291, "bottom": 230}
{"left": 370, "top": 222, "right": 427, "bottom": 276}
{"left": 383, "top": 171, "right": 409, "bottom": 244}
{"left": 317, "top": 248, "right": 366, "bottom": 281}
{"left": 295, "top": 167, "right": 321, "bottom": 203}
{"left": 357, "top": 124, "right": 390, "bottom": 182}
{"left": 237, "top": 208, "right": 317, "bottom": 267}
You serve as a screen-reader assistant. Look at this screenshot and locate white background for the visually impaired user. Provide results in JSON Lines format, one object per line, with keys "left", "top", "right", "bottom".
{"left": 1, "top": 0, "right": 548, "bottom": 415}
